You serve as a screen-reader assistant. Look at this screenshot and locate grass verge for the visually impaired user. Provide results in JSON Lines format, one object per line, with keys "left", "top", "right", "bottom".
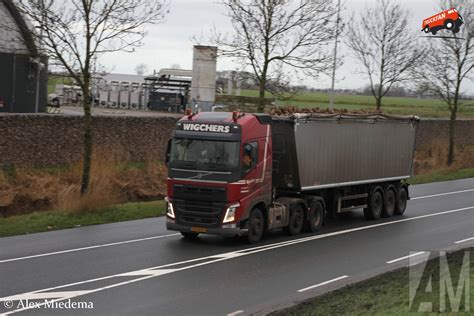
{"left": 0, "top": 200, "right": 165, "bottom": 238}
{"left": 409, "top": 168, "right": 474, "bottom": 185}
{"left": 273, "top": 248, "right": 474, "bottom": 315}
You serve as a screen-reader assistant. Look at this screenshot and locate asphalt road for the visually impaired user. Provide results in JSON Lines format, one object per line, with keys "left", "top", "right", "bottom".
{"left": 0, "top": 178, "right": 473, "bottom": 315}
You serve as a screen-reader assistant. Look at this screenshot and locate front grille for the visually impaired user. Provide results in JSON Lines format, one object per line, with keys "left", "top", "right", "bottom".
{"left": 172, "top": 184, "right": 228, "bottom": 227}
{"left": 173, "top": 184, "right": 227, "bottom": 202}
{"left": 174, "top": 199, "right": 226, "bottom": 227}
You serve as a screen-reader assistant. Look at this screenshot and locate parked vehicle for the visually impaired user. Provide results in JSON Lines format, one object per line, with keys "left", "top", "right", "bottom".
{"left": 422, "top": 8, "right": 464, "bottom": 35}
{"left": 165, "top": 111, "right": 419, "bottom": 243}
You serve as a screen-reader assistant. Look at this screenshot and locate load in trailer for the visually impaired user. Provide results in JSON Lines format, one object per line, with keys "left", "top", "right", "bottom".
{"left": 165, "top": 111, "right": 419, "bottom": 243}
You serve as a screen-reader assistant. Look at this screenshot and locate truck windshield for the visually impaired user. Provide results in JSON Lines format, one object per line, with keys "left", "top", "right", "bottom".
{"left": 170, "top": 139, "right": 240, "bottom": 171}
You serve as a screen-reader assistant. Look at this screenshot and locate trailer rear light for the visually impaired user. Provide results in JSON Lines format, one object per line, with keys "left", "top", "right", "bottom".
{"left": 165, "top": 197, "right": 175, "bottom": 219}
{"left": 223, "top": 203, "right": 240, "bottom": 223}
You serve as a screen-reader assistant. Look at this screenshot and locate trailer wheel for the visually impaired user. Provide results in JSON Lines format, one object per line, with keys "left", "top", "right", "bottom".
{"left": 308, "top": 200, "right": 324, "bottom": 233}
{"left": 453, "top": 26, "right": 460, "bottom": 34}
{"left": 423, "top": 26, "right": 429, "bottom": 33}
{"left": 286, "top": 204, "right": 305, "bottom": 236}
{"left": 364, "top": 189, "right": 383, "bottom": 220}
{"left": 382, "top": 188, "right": 396, "bottom": 217}
{"left": 395, "top": 186, "right": 408, "bottom": 215}
{"left": 247, "top": 208, "right": 264, "bottom": 244}
{"left": 181, "top": 232, "right": 199, "bottom": 239}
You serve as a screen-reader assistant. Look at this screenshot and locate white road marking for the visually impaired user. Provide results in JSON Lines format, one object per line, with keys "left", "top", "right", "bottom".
{"left": 454, "top": 237, "right": 474, "bottom": 244}
{"left": 411, "top": 188, "right": 474, "bottom": 200}
{"left": 386, "top": 251, "right": 427, "bottom": 264}
{"left": 0, "top": 233, "right": 180, "bottom": 264}
{"left": 4, "top": 291, "right": 91, "bottom": 301}
{"left": 1, "top": 206, "right": 473, "bottom": 315}
{"left": 297, "top": 275, "right": 349, "bottom": 293}
{"left": 227, "top": 310, "right": 244, "bottom": 316}
{"left": 1, "top": 188, "right": 472, "bottom": 264}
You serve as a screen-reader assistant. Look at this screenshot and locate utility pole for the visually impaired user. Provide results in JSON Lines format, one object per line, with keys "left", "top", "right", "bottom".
{"left": 34, "top": 1, "right": 45, "bottom": 113}
{"left": 329, "top": 0, "right": 343, "bottom": 111}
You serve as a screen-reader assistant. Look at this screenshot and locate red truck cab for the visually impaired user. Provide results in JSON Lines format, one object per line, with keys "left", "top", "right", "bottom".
{"left": 165, "top": 112, "right": 272, "bottom": 241}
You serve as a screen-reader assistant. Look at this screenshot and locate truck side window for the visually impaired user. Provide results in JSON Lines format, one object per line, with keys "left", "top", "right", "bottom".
{"left": 242, "top": 142, "right": 258, "bottom": 172}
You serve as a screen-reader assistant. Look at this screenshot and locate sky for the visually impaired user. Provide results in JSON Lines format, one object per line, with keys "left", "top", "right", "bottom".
{"left": 99, "top": 0, "right": 473, "bottom": 94}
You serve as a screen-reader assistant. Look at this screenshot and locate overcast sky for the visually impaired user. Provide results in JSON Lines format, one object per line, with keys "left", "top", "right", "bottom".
{"left": 99, "top": 0, "right": 473, "bottom": 94}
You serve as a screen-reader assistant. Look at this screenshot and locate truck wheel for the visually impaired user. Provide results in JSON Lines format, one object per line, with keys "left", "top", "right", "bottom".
{"left": 181, "top": 232, "right": 199, "bottom": 239}
{"left": 286, "top": 204, "right": 305, "bottom": 236}
{"left": 364, "top": 190, "right": 383, "bottom": 220}
{"left": 308, "top": 200, "right": 324, "bottom": 233}
{"left": 247, "top": 208, "right": 264, "bottom": 244}
{"left": 395, "top": 186, "right": 408, "bottom": 215}
{"left": 382, "top": 188, "right": 396, "bottom": 217}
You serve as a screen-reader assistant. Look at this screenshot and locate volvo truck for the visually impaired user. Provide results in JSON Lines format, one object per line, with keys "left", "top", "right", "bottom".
{"left": 165, "top": 111, "right": 419, "bottom": 243}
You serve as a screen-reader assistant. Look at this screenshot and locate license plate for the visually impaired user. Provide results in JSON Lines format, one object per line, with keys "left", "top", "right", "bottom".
{"left": 191, "top": 227, "right": 207, "bottom": 233}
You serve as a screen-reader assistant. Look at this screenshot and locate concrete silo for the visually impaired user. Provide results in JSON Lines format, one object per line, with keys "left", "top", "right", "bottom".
{"left": 190, "top": 45, "right": 217, "bottom": 112}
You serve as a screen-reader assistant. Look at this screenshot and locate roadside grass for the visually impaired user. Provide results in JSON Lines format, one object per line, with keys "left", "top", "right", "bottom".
{"left": 239, "top": 89, "right": 474, "bottom": 118}
{"left": 409, "top": 168, "right": 474, "bottom": 185}
{"left": 0, "top": 200, "right": 165, "bottom": 238}
{"left": 273, "top": 248, "right": 474, "bottom": 316}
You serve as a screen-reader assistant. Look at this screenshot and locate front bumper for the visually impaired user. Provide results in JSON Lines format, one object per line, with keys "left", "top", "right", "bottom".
{"left": 166, "top": 221, "right": 248, "bottom": 237}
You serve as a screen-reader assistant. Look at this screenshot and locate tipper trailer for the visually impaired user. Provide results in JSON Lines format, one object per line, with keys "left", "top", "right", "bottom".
{"left": 165, "top": 111, "right": 419, "bottom": 243}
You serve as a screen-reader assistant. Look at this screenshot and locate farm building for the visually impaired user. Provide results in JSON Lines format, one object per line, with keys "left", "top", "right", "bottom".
{"left": 0, "top": 0, "right": 47, "bottom": 113}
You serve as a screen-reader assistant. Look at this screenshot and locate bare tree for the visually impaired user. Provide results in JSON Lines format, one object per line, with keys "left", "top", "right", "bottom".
{"left": 135, "top": 63, "right": 149, "bottom": 76}
{"left": 413, "top": 0, "right": 473, "bottom": 165}
{"left": 18, "top": 0, "right": 168, "bottom": 195}
{"left": 212, "top": 0, "right": 337, "bottom": 112}
{"left": 347, "top": 0, "right": 423, "bottom": 110}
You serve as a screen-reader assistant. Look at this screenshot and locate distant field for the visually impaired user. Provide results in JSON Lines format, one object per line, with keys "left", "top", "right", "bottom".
{"left": 240, "top": 89, "right": 474, "bottom": 118}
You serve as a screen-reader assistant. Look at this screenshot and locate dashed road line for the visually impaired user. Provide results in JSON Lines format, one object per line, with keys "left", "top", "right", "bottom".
{"left": 386, "top": 251, "right": 427, "bottom": 264}
{"left": 454, "top": 237, "right": 474, "bottom": 244}
{"left": 297, "top": 275, "right": 349, "bottom": 293}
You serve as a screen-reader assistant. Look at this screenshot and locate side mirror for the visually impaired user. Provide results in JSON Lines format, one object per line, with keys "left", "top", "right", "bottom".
{"left": 165, "top": 139, "right": 172, "bottom": 166}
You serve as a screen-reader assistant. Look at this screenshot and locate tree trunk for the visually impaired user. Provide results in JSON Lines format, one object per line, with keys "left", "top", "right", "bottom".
{"left": 258, "top": 81, "right": 266, "bottom": 113}
{"left": 80, "top": 84, "right": 93, "bottom": 195}
{"left": 375, "top": 97, "right": 382, "bottom": 111}
{"left": 447, "top": 109, "right": 456, "bottom": 166}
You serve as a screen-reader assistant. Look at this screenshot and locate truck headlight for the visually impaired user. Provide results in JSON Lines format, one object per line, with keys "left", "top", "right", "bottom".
{"left": 223, "top": 203, "right": 240, "bottom": 223}
{"left": 165, "top": 197, "right": 175, "bottom": 219}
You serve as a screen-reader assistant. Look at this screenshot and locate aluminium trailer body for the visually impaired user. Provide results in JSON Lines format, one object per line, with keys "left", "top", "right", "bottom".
{"left": 271, "top": 113, "right": 418, "bottom": 192}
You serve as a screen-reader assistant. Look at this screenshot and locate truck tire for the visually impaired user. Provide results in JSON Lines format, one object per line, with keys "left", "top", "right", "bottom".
{"left": 181, "top": 232, "right": 199, "bottom": 239}
{"left": 364, "top": 189, "right": 383, "bottom": 220}
{"left": 382, "top": 188, "right": 396, "bottom": 217}
{"left": 286, "top": 204, "right": 305, "bottom": 236}
{"left": 308, "top": 200, "right": 324, "bottom": 233}
{"left": 395, "top": 186, "right": 408, "bottom": 215}
{"left": 247, "top": 208, "right": 264, "bottom": 244}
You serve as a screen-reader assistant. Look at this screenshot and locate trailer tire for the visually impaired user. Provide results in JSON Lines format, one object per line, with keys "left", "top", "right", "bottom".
{"left": 395, "top": 186, "right": 408, "bottom": 215}
{"left": 364, "top": 189, "right": 383, "bottom": 220}
{"left": 181, "top": 232, "right": 199, "bottom": 239}
{"left": 382, "top": 187, "right": 396, "bottom": 217}
{"left": 307, "top": 200, "right": 324, "bottom": 233}
{"left": 423, "top": 26, "right": 429, "bottom": 33}
{"left": 286, "top": 204, "right": 305, "bottom": 236}
{"left": 247, "top": 208, "right": 264, "bottom": 244}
